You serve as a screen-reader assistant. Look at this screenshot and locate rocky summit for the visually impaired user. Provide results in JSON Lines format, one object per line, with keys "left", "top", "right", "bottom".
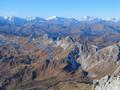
{"left": 0, "top": 16, "right": 120, "bottom": 90}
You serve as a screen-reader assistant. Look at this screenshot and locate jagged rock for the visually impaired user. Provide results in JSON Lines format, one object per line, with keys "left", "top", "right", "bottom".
{"left": 77, "top": 42, "right": 97, "bottom": 70}
{"left": 93, "top": 75, "right": 120, "bottom": 90}
{"left": 86, "top": 43, "right": 120, "bottom": 79}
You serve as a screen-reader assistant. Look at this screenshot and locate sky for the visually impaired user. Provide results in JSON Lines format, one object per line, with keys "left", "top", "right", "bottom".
{"left": 0, "top": 0, "right": 120, "bottom": 18}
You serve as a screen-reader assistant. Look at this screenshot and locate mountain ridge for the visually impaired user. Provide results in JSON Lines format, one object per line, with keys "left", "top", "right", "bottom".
{"left": 1, "top": 16, "right": 120, "bottom": 22}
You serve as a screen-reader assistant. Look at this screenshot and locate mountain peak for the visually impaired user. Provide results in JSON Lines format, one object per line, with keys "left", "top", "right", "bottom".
{"left": 26, "top": 16, "right": 45, "bottom": 21}
{"left": 4, "top": 16, "right": 17, "bottom": 20}
{"left": 46, "top": 16, "right": 57, "bottom": 20}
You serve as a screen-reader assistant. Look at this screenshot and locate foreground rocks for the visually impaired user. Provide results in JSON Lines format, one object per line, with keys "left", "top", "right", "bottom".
{"left": 93, "top": 75, "right": 120, "bottom": 90}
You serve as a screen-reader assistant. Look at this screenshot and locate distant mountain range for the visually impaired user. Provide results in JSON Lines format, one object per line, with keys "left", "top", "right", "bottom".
{"left": 0, "top": 16, "right": 120, "bottom": 47}
{"left": 1, "top": 16, "right": 120, "bottom": 22}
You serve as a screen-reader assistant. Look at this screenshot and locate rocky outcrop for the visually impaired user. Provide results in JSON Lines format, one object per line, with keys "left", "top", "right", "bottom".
{"left": 86, "top": 43, "right": 120, "bottom": 79}
{"left": 77, "top": 42, "right": 97, "bottom": 70}
{"left": 93, "top": 75, "right": 120, "bottom": 90}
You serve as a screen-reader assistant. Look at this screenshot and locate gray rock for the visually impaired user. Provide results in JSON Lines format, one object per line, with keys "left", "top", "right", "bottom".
{"left": 93, "top": 75, "right": 120, "bottom": 90}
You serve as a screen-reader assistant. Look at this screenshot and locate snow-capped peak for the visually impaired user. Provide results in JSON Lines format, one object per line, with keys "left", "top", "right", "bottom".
{"left": 79, "top": 16, "right": 98, "bottom": 21}
{"left": 26, "top": 17, "right": 45, "bottom": 22}
{"left": 83, "top": 16, "right": 93, "bottom": 19}
{"left": 26, "top": 17, "right": 39, "bottom": 21}
{"left": 46, "top": 16, "right": 57, "bottom": 20}
{"left": 4, "top": 16, "right": 16, "bottom": 21}
{"left": 2, "top": 16, "right": 27, "bottom": 25}
{"left": 101, "top": 17, "right": 120, "bottom": 22}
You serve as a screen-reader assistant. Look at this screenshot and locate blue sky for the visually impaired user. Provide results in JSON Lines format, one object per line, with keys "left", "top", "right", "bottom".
{"left": 0, "top": 0, "right": 119, "bottom": 18}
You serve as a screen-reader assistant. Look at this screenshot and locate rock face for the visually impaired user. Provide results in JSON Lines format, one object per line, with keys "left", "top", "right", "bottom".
{"left": 93, "top": 75, "right": 120, "bottom": 90}
{"left": 86, "top": 43, "right": 120, "bottom": 79}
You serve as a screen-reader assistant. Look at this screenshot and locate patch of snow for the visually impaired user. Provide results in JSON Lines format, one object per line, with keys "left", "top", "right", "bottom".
{"left": 46, "top": 16, "right": 57, "bottom": 20}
